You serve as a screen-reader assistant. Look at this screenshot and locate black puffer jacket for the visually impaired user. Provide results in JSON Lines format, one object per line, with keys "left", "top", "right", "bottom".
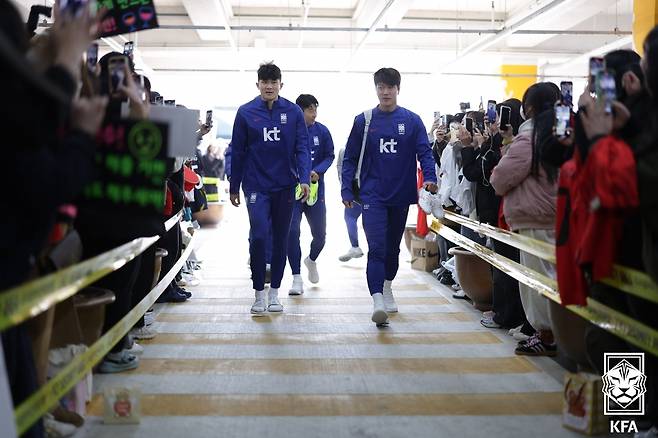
{"left": 461, "top": 133, "right": 503, "bottom": 225}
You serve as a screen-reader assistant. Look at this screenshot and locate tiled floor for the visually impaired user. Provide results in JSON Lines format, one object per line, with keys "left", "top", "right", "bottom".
{"left": 80, "top": 203, "right": 580, "bottom": 438}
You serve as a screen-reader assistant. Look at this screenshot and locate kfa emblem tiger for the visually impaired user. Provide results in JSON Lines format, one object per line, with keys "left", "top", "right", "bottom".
{"left": 602, "top": 356, "right": 647, "bottom": 413}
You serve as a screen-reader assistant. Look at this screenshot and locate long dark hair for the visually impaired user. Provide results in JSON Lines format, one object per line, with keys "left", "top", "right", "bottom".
{"left": 522, "top": 83, "right": 560, "bottom": 183}
{"left": 645, "top": 26, "right": 658, "bottom": 105}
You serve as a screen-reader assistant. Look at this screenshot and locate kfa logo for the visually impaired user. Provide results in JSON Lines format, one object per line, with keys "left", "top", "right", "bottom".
{"left": 263, "top": 127, "right": 281, "bottom": 142}
{"left": 398, "top": 123, "right": 405, "bottom": 135}
{"left": 280, "top": 113, "right": 287, "bottom": 124}
{"left": 602, "top": 353, "right": 646, "bottom": 434}
{"left": 379, "top": 138, "right": 398, "bottom": 153}
{"left": 602, "top": 352, "right": 646, "bottom": 416}
{"left": 313, "top": 136, "right": 320, "bottom": 146}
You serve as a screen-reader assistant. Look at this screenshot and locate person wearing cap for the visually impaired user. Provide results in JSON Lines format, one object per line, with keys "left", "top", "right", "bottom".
{"left": 286, "top": 94, "right": 335, "bottom": 295}
{"left": 341, "top": 67, "right": 438, "bottom": 326}
{"left": 230, "top": 62, "right": 311, "bottom": 314}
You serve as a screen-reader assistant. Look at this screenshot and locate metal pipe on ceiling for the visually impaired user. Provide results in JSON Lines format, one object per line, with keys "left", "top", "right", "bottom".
{"left": 148, "top": 24, "right": 629, "bottom": 35}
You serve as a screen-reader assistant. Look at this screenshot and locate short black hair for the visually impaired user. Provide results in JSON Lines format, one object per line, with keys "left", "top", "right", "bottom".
{"left": 258, "top": 62, "right": 282, "bottom": 81}
{"left": 296, "top": 94, "right": 319, "bottom": 109}
{"left": 373, "top": 68, "right": 401, "bottom": 87}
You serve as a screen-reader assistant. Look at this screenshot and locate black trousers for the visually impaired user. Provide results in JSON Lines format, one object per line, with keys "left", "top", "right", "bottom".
{"left": 131, "top": 244, "right": 156, "bottom": 328}
{"left": 80, "top": 235, "right": 142, "bottom": 353}
{"left": 491, "top": 240, "right": 528, "bottom": 329}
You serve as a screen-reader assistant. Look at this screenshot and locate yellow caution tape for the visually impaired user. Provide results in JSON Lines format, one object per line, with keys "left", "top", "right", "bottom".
{"left": 0, "top": 237, "right": 158, "bottom": 332}
{"left": 164, "top": 210, "right": 183, "bottom": 231}
{"left": 430, "top": 220, "right": 658, "bottom": 356}
{"left": 0, "top": 212, "right": 182, "bottom": 332}
{"left": 443, "top": 211, "right": 555, "bottom": 262}
{"left": 201, "top": 177, "right": 219, "bottom": 185}
{"left": 14, "top": 232, "right": 197, "bottom": 435}
{"left": 443, "top": 211, "right": 658, "bottom": 304}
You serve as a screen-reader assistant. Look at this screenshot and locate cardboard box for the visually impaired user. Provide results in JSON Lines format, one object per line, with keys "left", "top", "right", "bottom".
{"left": 411, "top": 239, "right": 439, "bottom": 272}
{"left": 562, "top": 372, "right": 607, "bottom": 435}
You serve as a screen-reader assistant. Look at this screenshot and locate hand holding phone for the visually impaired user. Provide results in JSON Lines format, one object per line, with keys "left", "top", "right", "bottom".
{"left": 560, "top": 81, "right": 573, "bottom": 107}
{"left": 486, "top": 100, "right": 497, "bottom": 122}
{"left": 499, "top": 105, "right": 511, "bottom": 130}
{"left": 86, "top": 43, "right": 98, "bottom": 74}
{"left": 107, "top": 55, "right": 127, "bottom": 95}
{"left": 554, "top": 104, "right": 572, "bottom": 138}
{"left": 464, "top": 117, "right": 474, "bottom": 137}
{"left": 589, "top": 57, "right": 605, "bottom": 94}
{"left": 123, "top": 41, "right": 134, "bottom": 60}
{"left": 206, "top": 110, "right": 213, "bottom": 127}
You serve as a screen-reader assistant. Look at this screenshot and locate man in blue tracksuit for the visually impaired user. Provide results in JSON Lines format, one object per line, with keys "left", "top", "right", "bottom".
{"left": 341, "top": 68, "right": 438, "bottom": 325}
{"left": 230, "top": 63, "right": 311, "bottom": 314}
{"left": 287, "top": 94, "right": 335, "bottom": 295}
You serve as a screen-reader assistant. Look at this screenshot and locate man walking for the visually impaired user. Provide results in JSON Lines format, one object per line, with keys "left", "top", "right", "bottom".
{"left": 230, "top": 63, "right": 311, "bottom": 314}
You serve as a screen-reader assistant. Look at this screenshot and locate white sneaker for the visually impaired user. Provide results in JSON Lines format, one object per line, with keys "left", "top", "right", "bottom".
{"left": 144, "top": 312, "right": 155, "bottom": 326}
{"left": 251, "top": 290, "right": 267, "bottom": 314}
{"left": 44, "top": 413, "right": 77, "bottom": 437}
{"left": 382, "top": 280, "right": 398, "bottom": 313}
{"left": 130, "top": 326, "right": 157, "bottom": 340}
{"left": 513, "top": 331, "right": 531, "bottom": 342}
{"left": 304, "top": 257, "right": 319, "bottom": 284}
{"left": 371, "top": 293, "right": 388, "bottom": 325}
{"left": 339, "top": 247, "right": 364, "bottom": 262}
{"left": 418, "top": 188, "right": 444, "bottom": 219}
{"left": 126, "top": 341, "right": 144, "bottom": 356}
{"left": 289, "top": 274, "right": 304, "bottom": 296}
{"left": 268, "top": 288, "right": 283, "bottom": 312}
{"left": 508, "top": 325, "right": 523, "bottom": 336}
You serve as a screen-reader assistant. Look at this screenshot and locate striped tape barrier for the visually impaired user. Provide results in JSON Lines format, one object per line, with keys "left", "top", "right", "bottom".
{"left": 443, "top": 211, "right": 658, "bottom": 304}
{"left": 13, "top": 230, "right": 197, "bottom": 435}
{"left": 431, "top": 220, "right": 658, "bottom": 356}
{"left": 0, "top": 212, "right": 182, "bottom": 332}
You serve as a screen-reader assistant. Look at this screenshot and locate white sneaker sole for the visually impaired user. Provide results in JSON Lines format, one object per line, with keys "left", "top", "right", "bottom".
{"left": 251, "top": 306, "right": 266, "bottom": 314}
{"left": 371, "top": 309, "right": 388, "bottom": 325}
{"left": 268, "top": 305, "right": 283, "bottom": 312}
{"left": 304, "top": 258, "right": 319, "bottom": 284}
{"left": 385, "top": 306, "right": 398, "bottom": 313}
{"left": 288, "top": 289, "right": 303, "bottom": 296}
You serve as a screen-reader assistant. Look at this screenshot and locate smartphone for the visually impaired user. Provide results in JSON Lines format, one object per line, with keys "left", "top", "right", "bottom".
{"left": 486, "top": 100, "right": 497, "bottom": 122}
{"left": 589, "top": 57, "right": 605, "bottom": 94}
{"left": 107, "top": 55, "right": 126, "bottom": 95}
{"left": 206, "top": 110, "right": 213, "bottom": 126}
{"left": 59, "top": 0, "right": 87, "bottom": 17}
{"left": 433, "top": 111, "right": 441, "bottom": 122}
{"left": 560, "top": 81, "right": 573, "bottom": 107}
{"left": 554, "top": 104, "right": 571, "bottom": 138}
{"left": 86, "top": 43, "right": 98, "bottom": 73}
{"left": 597, "top": 70, "right": 617, "bottom": 114}
{"left": 499, "top": 105, "right": 511, "bottom": 130}
{"left": 164, "top": 99, "right": 176, "bottom": 106}
{"left": 464, "top": 117, "right": 474, "bottom": 136}
{"left": 123, "top": 41, "right": 134, "bottom": 60}
{"left": 155, "top": 95, "right": 164, "bottom": 105}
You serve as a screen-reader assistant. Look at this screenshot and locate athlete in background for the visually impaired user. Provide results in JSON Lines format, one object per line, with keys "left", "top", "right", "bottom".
{"left": 287, "top": 94, "right": 335, "bottom": 295}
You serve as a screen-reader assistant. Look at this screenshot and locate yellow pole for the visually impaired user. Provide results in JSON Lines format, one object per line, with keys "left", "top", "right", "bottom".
{"left": 500, "top": 64, "right": 538, "bottom": 100}
{"left": 634, "top": 0, "right": 658, "bottom": 56}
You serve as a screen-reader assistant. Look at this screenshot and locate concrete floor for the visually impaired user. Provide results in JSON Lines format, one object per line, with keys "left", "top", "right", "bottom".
{"left": 80, "top": 203, "right": 583, "bottom": 438}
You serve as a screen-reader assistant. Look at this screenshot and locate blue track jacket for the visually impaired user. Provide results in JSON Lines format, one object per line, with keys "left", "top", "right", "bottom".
{"left": 230, "top": 96, "right": 311, "bottom": 193}
{"left": 341, "top": 106, "right": 437, "bottom": 206}
{"left": 308, "top": 121, "right": 335, "bottom": 195}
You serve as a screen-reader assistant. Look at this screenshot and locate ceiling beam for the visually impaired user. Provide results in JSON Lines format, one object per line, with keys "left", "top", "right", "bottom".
{"left": 438, "top": 0, "right": 577, "bottom": 72}
{"left": 542, "top": 35, "right": 634, "bottom": 74}
{"left": 182, "top": 0, "right": 236, "bottom": 50}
